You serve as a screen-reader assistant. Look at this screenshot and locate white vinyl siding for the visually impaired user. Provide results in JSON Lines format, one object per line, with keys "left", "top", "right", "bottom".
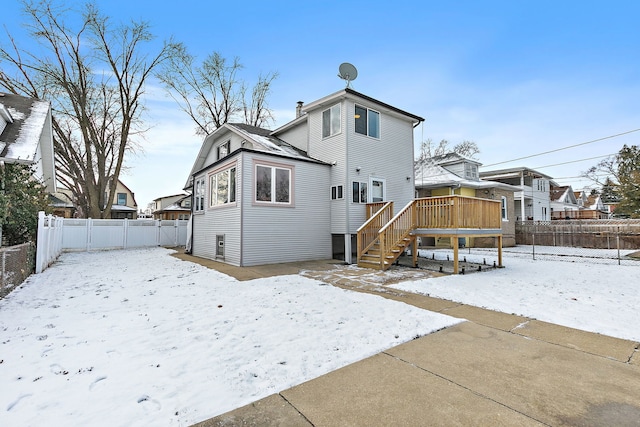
{"left": 241, "top": 152, "right": 331, "bottom": 266}
{"left": 191, "top": 157, "right": 243, "bottom": 265}
{"left": 354, "top": 104, "right": 380, "bottom": 138}
{"left": 345, "top": 99, "right": 415, "bottom": 233}
{"left": 322, "top": 104, "right": 341, "bottom": 138}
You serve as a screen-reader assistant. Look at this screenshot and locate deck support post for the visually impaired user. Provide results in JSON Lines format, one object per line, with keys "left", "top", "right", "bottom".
{"left": 412, "top": 236, "right": 417, "bottom": 268}
{"left": 498, "top": 235, "right": 503, "bottom": 267}
{"left": 453, "top": 237, "right": 459, "bottom": 274}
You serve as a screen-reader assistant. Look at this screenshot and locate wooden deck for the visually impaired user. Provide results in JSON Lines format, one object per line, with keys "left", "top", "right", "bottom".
{"left": 357, "top": 195, "right": 503, "bottom": 273}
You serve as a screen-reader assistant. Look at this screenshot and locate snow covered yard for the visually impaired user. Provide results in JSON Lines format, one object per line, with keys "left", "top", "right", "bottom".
{"left": 0, "top": 248, "right": 459, "bottom": 427}
{"left": 393, "top": 247, "right": 640, "bottom": 343}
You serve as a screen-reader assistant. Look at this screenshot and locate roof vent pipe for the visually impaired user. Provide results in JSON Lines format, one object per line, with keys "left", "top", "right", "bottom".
{"left": 296, "top": 101, "right": 304, "bottom": 118}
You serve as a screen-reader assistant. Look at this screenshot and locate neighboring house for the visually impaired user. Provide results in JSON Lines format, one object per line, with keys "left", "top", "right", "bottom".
{"left": 415, "top": 153, "right": 519, "bottom": 246}
{"left": 480, "top": 167, "right": 553, "bottom": 221}
{"left": 153, "top": 194, "right": 191, "bottom": 220}
{"left": 0, "top": 92, "right": 56, "bottom": 193}
{"left": 549, "top": 185, "right": 580, "bottom": 219}
{"left": 554, "top": 189, "right": 608, "bottom": 220}
{"left": 108, "top": 179, "right": 138, "bottom": 219}
{"left": 186, "top": 88, "right": 425, "bottom": 266}
{"left": 49, "top": 188, "right": 76, "bottom": 218}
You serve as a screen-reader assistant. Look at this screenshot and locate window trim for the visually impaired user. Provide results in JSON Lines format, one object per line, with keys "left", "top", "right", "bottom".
{"left": 194, "top": 177, "right": 206, "bottom": 213}
{"left": 501, "top": 195, "right": 508, "bottom": 221}
{"left": 322, "top": 103, "right": 341, "bottom": 138}
{"left": 370, "top": 177, "right": 386, "bottom": 203}
{"left": 352, "top": 181, "right": 368, "bottom": 204}
{"left": 208, "top": 163, "right": 237, "bottom": 208}
{"left": 253, "top": 160, "right": 294, "bottom": 206}
{"left": 331, "top": 185, "right": 344, "bottom": 200}
{"left": 354, "top": 104, "right": 380, "bottom": 139}
{"left": 217, "top": 140, "right": 231, "bottom": 159}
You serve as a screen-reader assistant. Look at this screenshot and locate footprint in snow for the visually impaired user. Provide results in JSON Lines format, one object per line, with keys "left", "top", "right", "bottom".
{"left": 137, "top": 394, "right": 162, "bottom": 412}
{"left": 7, "top": 394, "right": 32, "bottom": 411}
{"left": 50, "top": 364, "right": 68, "bottom": 375}
{"left": 89, "top": 376, "right": 107, "bottom": 391}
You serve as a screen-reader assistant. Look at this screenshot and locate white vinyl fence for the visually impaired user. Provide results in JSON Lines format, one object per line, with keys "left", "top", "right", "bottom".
{"left": 35, "top": 212, "right": 189, "bottom": 273}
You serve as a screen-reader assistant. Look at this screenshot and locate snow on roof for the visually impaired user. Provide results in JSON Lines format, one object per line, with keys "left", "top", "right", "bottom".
{"left": 230, "top": 123, "right": 316, "bottom": 161}
{"left": 0, "top": 93, "right": 50, "bottom": 163}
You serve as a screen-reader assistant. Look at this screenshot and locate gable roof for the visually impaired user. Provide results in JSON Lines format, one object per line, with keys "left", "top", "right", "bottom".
{"left": 431, "top": 152, "right": 482, "bottom": 167}
{"left": 415, "top": 157, "right": 520, "bottom": 191}
{"left": 0, "top": 93, "right": 51, "bottom": 162}
{"left": 301, "top": 88, "right": 424, "bottom": 124}
{"left": 550, "top": 185, "right": 577, "bottom": 203}
{"left": 0, "top": 92, "right": 56, "bottom": 192}
{"left": 186, "top": 122, "right": 328, "bottom": 188}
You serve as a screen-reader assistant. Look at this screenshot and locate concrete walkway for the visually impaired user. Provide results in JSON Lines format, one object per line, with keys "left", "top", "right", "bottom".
{"left": 172, "top": 253, "right": 640, "bottom": 426}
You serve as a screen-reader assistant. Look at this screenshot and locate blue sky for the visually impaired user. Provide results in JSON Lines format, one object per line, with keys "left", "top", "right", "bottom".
{"left": 3, "top": 0, "right": 639, "bottom": 208}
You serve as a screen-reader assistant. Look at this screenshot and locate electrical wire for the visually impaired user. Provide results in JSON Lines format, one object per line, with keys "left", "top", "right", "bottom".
{"left": 481, "top": 128, "right": 640, "bottom": 168}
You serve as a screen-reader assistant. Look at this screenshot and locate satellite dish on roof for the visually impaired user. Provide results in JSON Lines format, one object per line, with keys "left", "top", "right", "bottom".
{"left": 338, "top": 63, "right": 358, "bottom": 88}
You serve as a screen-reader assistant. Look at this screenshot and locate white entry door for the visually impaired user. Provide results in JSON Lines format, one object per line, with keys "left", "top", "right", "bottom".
{"left": 370, "top": 177, "right": 386, "bottom": 202}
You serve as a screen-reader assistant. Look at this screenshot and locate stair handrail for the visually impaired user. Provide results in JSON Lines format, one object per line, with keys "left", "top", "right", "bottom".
{"left": 356, "top": 201, "right": 394, "bottom": 263}
{"left": 378, "top": 200, "right": 416, "bottom": 269}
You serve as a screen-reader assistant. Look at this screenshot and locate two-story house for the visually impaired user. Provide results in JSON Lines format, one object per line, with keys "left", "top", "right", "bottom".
{"left": 480, "top": 167, "right": 553, "bottom": 222}
{"left": 152, "top": 194, "right": 191, "bottom": 220}
{"left": 107, "top": 179, "right": 138, "bottom": 219}
{"left": 185, "top": 88, "right": 424, "bottom": 266}
{"left": 549, "top": 185, "right": 580, "bottom": 219}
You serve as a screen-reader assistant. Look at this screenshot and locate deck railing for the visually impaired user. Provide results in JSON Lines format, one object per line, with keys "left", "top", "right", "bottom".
{"left": 414, "top": 196, "right": 501, "bottom": 230}
{"left": 359, "top": 196, "right": 502, "bottom": 269}
{"left": 366, "top": 202, "right": 389, "bottom": 219}
{"left": 378, "top": 201, "right": 415, "bottom": 269}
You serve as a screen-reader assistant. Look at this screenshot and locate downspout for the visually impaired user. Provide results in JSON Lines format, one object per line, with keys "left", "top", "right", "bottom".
{"left": 344, "top": 98, "right": 351, "bottom": 264}
{"left": 520, "top": 170, "right": 525, "bottom": 222}
{"left": 187, "top": 177, "right": 195, "bottom": 254}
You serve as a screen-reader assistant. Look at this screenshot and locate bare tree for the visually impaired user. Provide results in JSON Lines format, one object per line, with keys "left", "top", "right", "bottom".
{"left": 0, "top": 0, "right": 177, "bottom": 218}
{"left": 417, "top": 138, "right": 480, "bottom": 162}
{"left": 157, "top": 48, "right": 278, "bottom": 136}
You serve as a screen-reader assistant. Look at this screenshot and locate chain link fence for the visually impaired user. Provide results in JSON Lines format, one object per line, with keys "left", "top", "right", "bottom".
{"left": 0, "top": 242, "right": 36, "bottom": 299}
{"left": 515, "top": 220, "right": 640, "bottom": 265}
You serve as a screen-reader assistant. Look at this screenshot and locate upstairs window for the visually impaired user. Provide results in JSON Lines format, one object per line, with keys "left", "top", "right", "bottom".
{"left": 117, "top": 193, "right": 127, "bottom": 206}
{"left": 464, "top": 163, "right": 479, "bottom": 180}
{"left": 217, "top": 141, "right": 230, "bottom": 159}
{"left": 355, "top": 105, "right": 380, "bottom": 138}
{"left": 322, "top": 104, "right": 341, "bottom": 138}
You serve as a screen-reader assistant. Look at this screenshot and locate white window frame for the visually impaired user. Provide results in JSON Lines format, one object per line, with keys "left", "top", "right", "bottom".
{"left": 254, "top": 162, "right": 293, "bottom": 205}
{"left": 354, "top": 104, "right": 380, "bottom": 139}
{"left": 352, "top": 181, "right": 367, "bottom": 204}
{"left": 369, "top": 177, "right": 386, "bottom": 202}
{"left": 322, "top": 103, "right": 341, "bottom": 138}
{"left": 217, "top": 141, "right": 230, "bottom": 159}
{"left": 501, "top": 196, "right": 508, "bottom": 221}
{"left": 194, "top": 177, "right": 206, "bottom": 212}
{"left": 464, "top": 163, "right": 478, "bottom": 180}
{"left": 331, "top": 185, "right": 344, "bottom": 200}
{"left": 209, "top": 165, "right": 237, "bottom": 208}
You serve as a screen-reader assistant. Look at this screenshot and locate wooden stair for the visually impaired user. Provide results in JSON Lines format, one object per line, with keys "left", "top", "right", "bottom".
{"left": 357, "top": 237, "right": 413, "bottom": 270}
